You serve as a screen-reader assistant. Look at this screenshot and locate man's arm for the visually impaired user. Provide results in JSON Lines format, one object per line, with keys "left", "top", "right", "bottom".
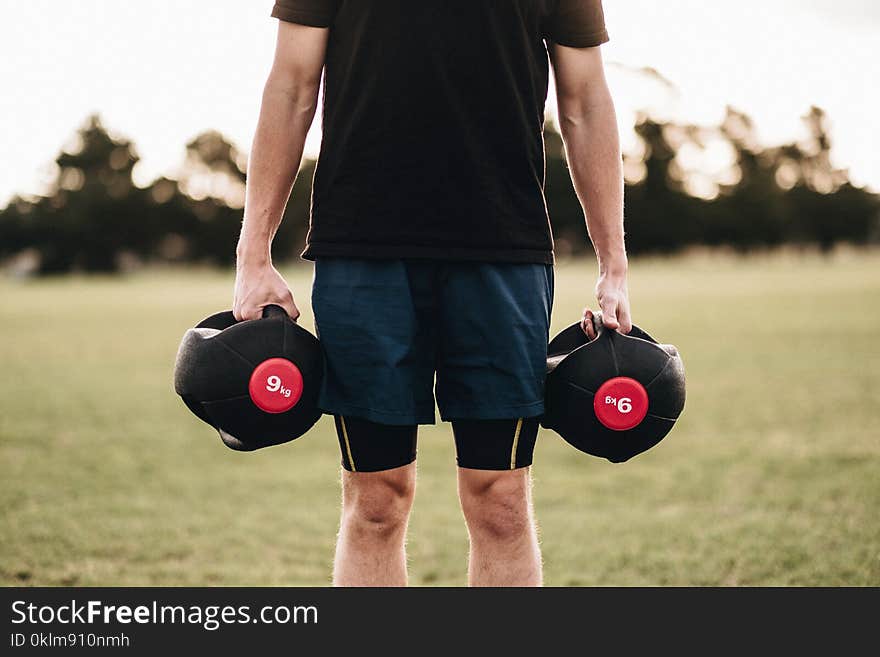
{"left": 233, "top": 21, "right": 329, "bottom": 321}
{"left": 550, "top": 43, "right": 632, "bottom": 336}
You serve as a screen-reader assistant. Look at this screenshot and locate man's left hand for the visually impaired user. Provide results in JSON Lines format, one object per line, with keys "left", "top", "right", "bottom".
{"left": 581, "top": 271, "right": 632, "bottom": 340}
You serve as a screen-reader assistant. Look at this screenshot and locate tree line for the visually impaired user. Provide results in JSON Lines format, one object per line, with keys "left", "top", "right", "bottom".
{"left": 1, "top": 109, "right": 877, "bottom": 274}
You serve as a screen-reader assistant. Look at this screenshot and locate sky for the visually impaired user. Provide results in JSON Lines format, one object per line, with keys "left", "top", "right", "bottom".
{"left": 0, "top": 0, "right": 878, "bottom": 207}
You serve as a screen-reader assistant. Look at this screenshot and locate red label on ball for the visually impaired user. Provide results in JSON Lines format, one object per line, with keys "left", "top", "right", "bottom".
{"left": 593, "top": 376, "right": 649, "bottom": 431}
{"left": 248, "top": 358, "right": 304, "bottom": 414}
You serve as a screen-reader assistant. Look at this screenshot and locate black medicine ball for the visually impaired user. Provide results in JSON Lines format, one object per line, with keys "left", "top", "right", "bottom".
{"left": 173, "top": 305, "right": 324, "bottom": 451}
{"left": 542, "top": 314, "right": 685, "bottom": 463}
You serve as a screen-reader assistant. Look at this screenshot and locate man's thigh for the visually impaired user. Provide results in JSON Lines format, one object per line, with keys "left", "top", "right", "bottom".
{"left": 436, "top": 261, "right": 554, "bottom": 422}
{"left": 311, "top": 257, "right": 436, "bottom": 426}
{"left": 435, "top": 261, "right": 553, "bottom": 470}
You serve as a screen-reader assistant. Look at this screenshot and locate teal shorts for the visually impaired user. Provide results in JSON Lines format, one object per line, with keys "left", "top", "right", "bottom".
{"left": 311, "top": 258, "right": 554, "bottom": 425}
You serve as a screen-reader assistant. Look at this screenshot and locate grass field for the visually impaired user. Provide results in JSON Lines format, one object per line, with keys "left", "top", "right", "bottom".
{"left": 1, "top": 250, "right": 878, "bottom": 586}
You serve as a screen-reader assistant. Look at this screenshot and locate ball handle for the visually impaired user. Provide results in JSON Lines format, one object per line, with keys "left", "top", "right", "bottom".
{"left": 261, "top": 304, "right": 290, "bottom": 320}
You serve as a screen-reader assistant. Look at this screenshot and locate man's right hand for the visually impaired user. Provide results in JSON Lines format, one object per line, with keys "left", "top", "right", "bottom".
{"left": 233, "top": 259, "right": 300, "bottom": 322}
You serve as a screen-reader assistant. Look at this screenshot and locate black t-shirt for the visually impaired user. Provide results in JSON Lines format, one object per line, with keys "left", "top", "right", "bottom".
{"left": 271, "top": 0, "right": 609, "bottom": 264}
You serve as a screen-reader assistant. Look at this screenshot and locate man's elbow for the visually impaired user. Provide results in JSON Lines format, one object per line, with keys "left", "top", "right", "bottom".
{"left": 557, "top": 88, "right": 615, "bottom": 134}
{"left": 262, "top": 72, "right": 321, "bottom": 117}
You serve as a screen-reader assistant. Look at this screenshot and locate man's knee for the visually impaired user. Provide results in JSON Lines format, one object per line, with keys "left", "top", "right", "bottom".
{"left": 342, "top": 463, "right": 416, "bottom": 539}
{"left": 458, "top": 468, "right": 532, "bottom": 543}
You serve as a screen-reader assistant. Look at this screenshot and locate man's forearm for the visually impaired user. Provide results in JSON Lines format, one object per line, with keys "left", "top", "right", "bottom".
{"left": 558, "top": 92, "right": 626, "bottom": 273}
{"left": 238, "top": 78, "right": 319, "bottom": 263}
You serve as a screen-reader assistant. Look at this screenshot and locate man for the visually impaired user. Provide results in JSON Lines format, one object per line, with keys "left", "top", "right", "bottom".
{"left": 233, "top": 0, "right": 631, "bottom": 587}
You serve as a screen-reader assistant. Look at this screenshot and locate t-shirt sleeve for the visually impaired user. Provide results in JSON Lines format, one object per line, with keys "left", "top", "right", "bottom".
{"left": 270, "top": 0, "right": 339, "bottom": 28}
{"left": 545, "top": 0, "right": 609, "bottom": 48}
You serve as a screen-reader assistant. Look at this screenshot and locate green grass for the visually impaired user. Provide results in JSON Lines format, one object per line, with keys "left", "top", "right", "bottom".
{"left": 1, "top": 250, "right": 879, "bottom": 586}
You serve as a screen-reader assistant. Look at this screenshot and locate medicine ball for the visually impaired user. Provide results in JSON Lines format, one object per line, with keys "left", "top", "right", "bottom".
{"left": 173, "top": 305, "right": 324, "bottom": 451}
{"left": 542, "top": 313, "right": 685, "bottom": 463}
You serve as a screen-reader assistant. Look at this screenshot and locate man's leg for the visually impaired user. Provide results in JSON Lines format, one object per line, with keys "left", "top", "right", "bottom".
{"left": 435, "top": 262, "right": 552, "bottom": 587}
{"left": 311, "top": 258, "right": 437, "bottom": 586}
{"left": 333, "top": 461, "right": 416, "bottom": 587}
{"left": 454, "top": 420, "right": 543, "bottom": 587}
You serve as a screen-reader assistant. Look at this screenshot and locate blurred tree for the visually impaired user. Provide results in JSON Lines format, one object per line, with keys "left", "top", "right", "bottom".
{"left": 544, "top": 107, "right": 878, "bottom": 257}
{"left": 1, "top": 108, "right": 877, "bottom": 275}
{"left": 174, "top": 130, "right": 315, "bottom": 265}
{"left": 0, "top": 115, "right": 160, "bottom": 272}
{"left": 0, "top": 117, "right": 316, "bottom": 272}
{"left": 543, "top": 121, "right": 586, "bottom": 256}
{"left": 275, "top": 158, "right": 316, "bottom": 261}
{"left": 176, "top": 131, "right": 247, "bottom": 266}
